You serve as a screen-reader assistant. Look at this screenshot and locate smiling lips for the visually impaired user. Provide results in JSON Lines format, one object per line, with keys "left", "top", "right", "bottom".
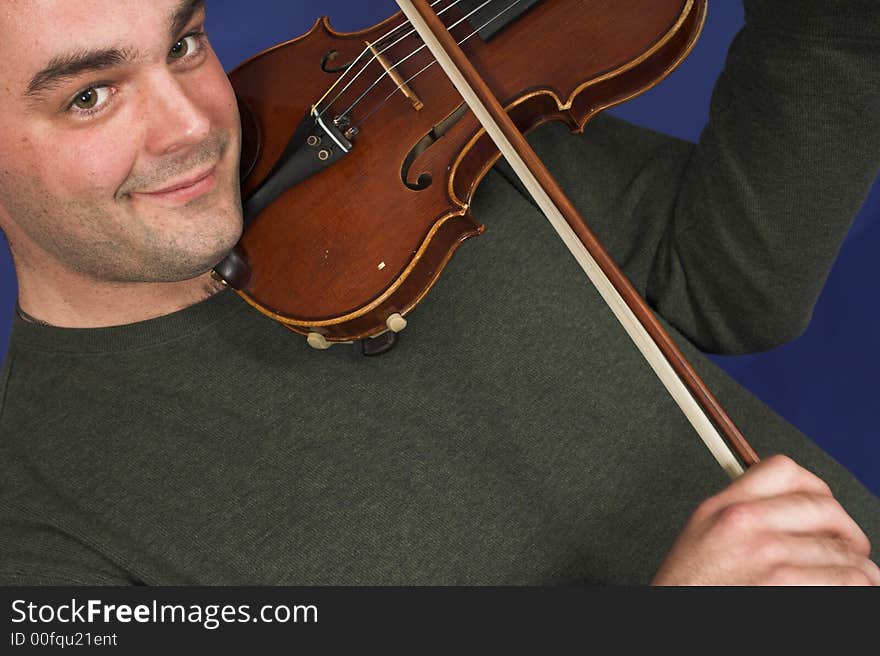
{"left": 132, "top": 167, "right": 217, "bottom": 204}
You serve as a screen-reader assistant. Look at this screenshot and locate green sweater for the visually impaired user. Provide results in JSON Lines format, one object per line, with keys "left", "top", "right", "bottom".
{"left": 1, "top": 2, "right": 878, "bottom": 584}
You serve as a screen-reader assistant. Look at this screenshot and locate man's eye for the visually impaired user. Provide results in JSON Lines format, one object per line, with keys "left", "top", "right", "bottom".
{"left": 169, "top": 33, "right": 203, "bottom": 60}
{"left": 70, "top": 86, "right": 112, "bottom": 113}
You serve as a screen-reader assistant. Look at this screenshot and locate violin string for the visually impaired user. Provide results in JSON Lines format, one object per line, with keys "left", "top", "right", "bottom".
{"left": 333, "top": 0, "right": 498, "bottom": 123}
{"left": 349, "top": 0, "right": 525, "bottom": 132}
{"left": 313, "top": 0, "right": 452, "bottom": 113}
{"left": 314, "top": 0, "right": 461, "bottom": 118}
{"left": 318, "top": 0, "right": 480, "bottom": 121}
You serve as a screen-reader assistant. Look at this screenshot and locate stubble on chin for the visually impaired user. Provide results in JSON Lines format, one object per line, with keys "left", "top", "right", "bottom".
{"left": 114, "top": 132, "right": 243, "bottom": 283}
{"left": 5, "top": 161, "right": 242, "bottom": 286}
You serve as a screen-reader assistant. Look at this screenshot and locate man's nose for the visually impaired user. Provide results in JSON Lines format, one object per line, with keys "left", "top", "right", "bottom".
{"left": 141, "top": 71, "right": 212, "bottom": 157}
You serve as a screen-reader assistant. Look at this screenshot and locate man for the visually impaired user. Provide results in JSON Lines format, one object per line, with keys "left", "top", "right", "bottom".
{"left": 0, "top": 0, "right": 877, "bottom": 585}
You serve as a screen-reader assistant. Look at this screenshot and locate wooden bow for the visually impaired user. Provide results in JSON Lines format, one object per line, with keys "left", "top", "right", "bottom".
{"left": 395, "top": 0, "right": 760, "bottom": 478}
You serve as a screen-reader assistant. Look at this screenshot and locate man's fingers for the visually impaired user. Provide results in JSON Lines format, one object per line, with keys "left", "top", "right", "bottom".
{"left": 695, "top": 455, "right": 834, "bottom": 521}
{"left": 862, "top": 558, "right": 880, "bottom": 586}
{"left": 713, "top": 493, "right": 872, "bottom": 557}
{"left": 750, "top": 535, "right": 880, "bottom": 585}
{"left": 763, "top": 565, "right": 878, "bottom": 586}
{"left": 724, "top": 454, "right": 833, "bottom": 501}
{"left": 654, "top": 455, "right": 877, "bottom": 586}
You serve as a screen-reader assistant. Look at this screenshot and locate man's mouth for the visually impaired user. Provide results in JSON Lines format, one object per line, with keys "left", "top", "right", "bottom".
{"left": 131, "top": 166, "right": 217, "bottom": 204}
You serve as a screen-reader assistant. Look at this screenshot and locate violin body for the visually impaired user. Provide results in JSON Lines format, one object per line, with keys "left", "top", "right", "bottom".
{"left": 223, "top": 0, "right": 707, "bottom": 342}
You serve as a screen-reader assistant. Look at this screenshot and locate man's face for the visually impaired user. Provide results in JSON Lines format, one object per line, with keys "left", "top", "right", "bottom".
{"left": 0, "top": 0, "right": 242, "bottom": 283}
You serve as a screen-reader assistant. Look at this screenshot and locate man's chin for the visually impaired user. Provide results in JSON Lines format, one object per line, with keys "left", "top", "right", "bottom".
{"left": 167, "top": 246, "right": 241, "bottom": 283}
{"left": 125, "top": 237, "right": 241, "bottom": 284}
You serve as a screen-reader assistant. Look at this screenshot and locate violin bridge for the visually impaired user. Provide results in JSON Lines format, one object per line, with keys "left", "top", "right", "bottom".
{"left": 366, "top": 40, "right": 424, "bottom": 112}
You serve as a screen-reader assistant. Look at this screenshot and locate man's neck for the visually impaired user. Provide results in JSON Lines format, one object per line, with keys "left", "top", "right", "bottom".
{"left": 15, "top": 268, "right": 227, "bottom": 329}
{"left": 3, "top": 218, "right": 230, "bottom": 328}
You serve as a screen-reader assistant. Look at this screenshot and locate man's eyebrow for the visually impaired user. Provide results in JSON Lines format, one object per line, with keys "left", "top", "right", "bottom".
{"left": 24, "top": 0, "right": 206, "bottom": 102}
{"left": 25, "top": 48, "right": 137, "bottom": 100}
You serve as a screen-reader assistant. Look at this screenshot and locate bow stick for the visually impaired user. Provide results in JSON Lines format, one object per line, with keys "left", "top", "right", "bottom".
{"left": 395, "top": 0, "right": 760, "bottom": 478}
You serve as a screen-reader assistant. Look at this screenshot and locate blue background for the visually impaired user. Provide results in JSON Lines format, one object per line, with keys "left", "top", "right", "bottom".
{"left": 0, "top": 2, "right": 876, "bottom": 493}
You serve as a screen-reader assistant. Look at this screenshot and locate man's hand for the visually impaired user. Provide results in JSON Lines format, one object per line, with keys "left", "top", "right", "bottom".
{"left": 652, "top": 455, "right": 880, "bottom": 585}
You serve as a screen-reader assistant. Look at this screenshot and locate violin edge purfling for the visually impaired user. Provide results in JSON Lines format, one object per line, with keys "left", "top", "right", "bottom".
{"left": 216, "top": 1, "right": 713, "bottom": 345}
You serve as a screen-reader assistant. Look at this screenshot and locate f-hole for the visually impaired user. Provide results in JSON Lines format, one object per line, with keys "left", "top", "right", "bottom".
{"left": 401, "top": 103, "right": 469, "bottom": 191}
{"left": 322, "top": 50, "right": 356, "bottom": 73}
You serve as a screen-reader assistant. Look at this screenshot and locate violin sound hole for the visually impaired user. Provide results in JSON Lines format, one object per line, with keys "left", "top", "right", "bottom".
{"left": 401, "top": 132, "right": 434, "bottom": 191}
{"left": 404, "top": 171, "right": 433, "bottom": 192}
{"left": 321, "top": 50, "right": 355, "bottom": 74}
{"left": 400, "top": 104, "right": 469, "bottom": 192}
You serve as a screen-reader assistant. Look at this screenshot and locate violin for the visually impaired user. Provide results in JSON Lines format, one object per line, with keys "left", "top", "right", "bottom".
{"left": 212, "top": 0, "right": 760, "bottom": 476}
